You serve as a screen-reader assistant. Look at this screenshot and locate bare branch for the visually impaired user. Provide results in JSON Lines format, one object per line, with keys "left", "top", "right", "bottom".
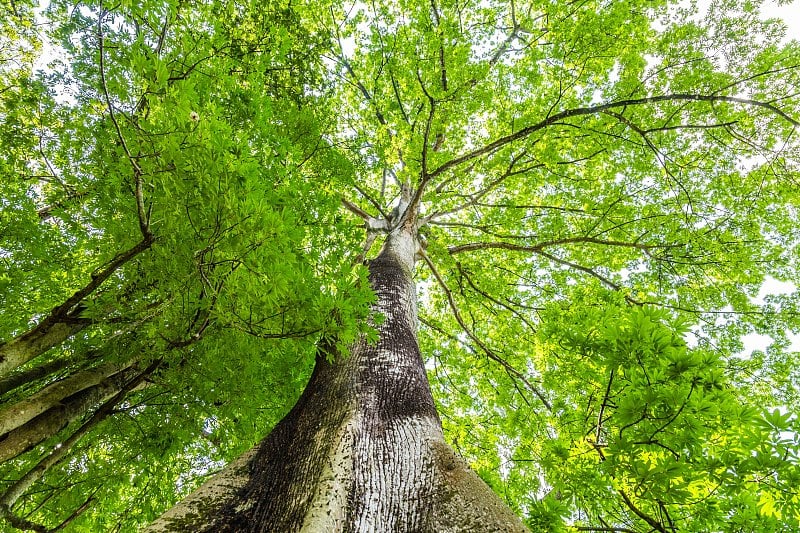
{"left": 596, "top": 369, "right": 614, "bottom": 445}
{"left": 456, "top": 263, "right": 538, "bottom": 332}
{"left": 447, "top": 236, "right": 667, "bottom": 255}
{"left": 98, "top": 11, "right": 151, "bottom": 240}
{"left": 428, "top": 0, "right": 448, "bottom": 91}
{"left": 329, "top": 7, "right": 387, "bottom": 126}
{"left": 390, "top": 71, "right": 410, "bottom": 125}
{"left": 534, "top": 249, "right": 627, "bottom": 294}
{"left": 51, "top": 486, "right": 101, "bottom": 531}
{"left": 573, "top": 526, "right": 636, "bottom": 533}
{"left": 423, "top": 153, "right": 546, "bottom": 223}
{"left": 353, "top": 183, "right": 390, "bottom": 220}
{"left": 341, "top": 197, "right": 372, "bottom": 220}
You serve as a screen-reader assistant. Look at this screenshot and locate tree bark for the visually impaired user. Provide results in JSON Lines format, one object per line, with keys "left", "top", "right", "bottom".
{"left": 146, "top": 228, "right": 528, "bottom": 532}
{"left": 0, "top": 322, "right": 88, "bottom": 379}
{"left": 0, "top": 366, "right": 141, "bottom": 463}
{"left": 0, "top": 358, "right": 136, "bottom": 438}
{"left": 0, "top": 237, "right": 153, "bottom": 378}
{"left": 0, "top": 356, "right": 75, "bottom": 397}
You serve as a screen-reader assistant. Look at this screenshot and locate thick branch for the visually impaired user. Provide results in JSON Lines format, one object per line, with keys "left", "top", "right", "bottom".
{"left": 0, "top": 357, "right": 74, "bottom": 397}
{"left": 429, "top": 93, "right": 799, "bottom": 179}
{"left": 341, "top": 197, "right": 372, "bottom": 220}
{"left": 616, "top": 489, "right": 668, "bottom": 533}
{"left": 0, "top": 238, "right": 152, "bottom": 377}
{"left": 0, "top": 366, "right": 141, "bottom": 463}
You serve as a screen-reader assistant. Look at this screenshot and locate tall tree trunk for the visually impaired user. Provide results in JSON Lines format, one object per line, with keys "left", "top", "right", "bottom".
{"left": 146, "top": 228, "right": 528, "bottom": 532}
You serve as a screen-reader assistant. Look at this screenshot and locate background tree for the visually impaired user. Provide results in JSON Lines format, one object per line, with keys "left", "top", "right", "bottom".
{"left": 1, "top": 0, "right": 799, "bottom": 531}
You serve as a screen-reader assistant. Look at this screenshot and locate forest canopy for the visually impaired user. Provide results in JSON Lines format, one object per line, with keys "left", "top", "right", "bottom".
{"left": 1, "top": 0, "right": 799, "bottom": 531}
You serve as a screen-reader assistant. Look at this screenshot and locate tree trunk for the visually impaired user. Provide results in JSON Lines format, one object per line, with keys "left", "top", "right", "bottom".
{"left": 0, "top": 321, "right": 88, "bottom": 379}
{"left": 146, "top": 228, "right": 528, "bottom": 532}
{"left": 0, "top": 356, "right": 75, "bottom": 397}
{"left": 0, "top": 366, "right": 141, "bottom": 463}
{"left": 0, "top": 358, "right": 136, "bottom": 437}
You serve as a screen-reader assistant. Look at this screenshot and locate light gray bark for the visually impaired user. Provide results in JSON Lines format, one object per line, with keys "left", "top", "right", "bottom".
{"left": 0, "top": 359, "right": 157, "bottom": 513}
{"left": 0, "top": 366, "right": 140, "bottom": 463}
{"left": 146, "top": 227, "right": 529, "bottom": 532}
{"left": 0, "top": 358, "right": 135, "bottom": 438}
{"left": 0, "top": 322, "right": 88, "bottom": 379}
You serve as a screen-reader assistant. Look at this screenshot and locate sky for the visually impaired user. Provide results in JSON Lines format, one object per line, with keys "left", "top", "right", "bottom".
{"left": 747, "top": 1, "right": 800, "bottom": 353}
{"left": 762, "top": 0, "right": 800, "bottom": 36}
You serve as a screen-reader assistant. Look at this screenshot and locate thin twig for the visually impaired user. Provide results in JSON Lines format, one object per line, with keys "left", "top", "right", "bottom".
{"left": 419, "top": 250, "right": 551, "bottom": 410}
{"left": 98, "top": 8, "right": 151, "bottom": 239}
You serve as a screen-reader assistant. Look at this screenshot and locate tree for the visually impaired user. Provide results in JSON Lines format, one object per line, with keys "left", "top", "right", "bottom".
{"left": 1, "top": 0, "right": 799, "bottom": 531}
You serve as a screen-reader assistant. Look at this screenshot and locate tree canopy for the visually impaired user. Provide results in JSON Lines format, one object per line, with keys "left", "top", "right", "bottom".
{"left": 1, "top": 0, "right": 799, "bottom": 531}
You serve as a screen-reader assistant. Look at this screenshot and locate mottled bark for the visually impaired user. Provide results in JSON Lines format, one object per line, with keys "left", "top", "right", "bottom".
{"left": 0, "top": 322, "right": 88, "bottom": 379}
{"left": 0, "top": 366, "right": 140, "bottom": 463}
{"left": 0, "top": 359, "right": 136, "bottom": 437}
{"left": 146, "top": 228, "right": 528, "bottom": 532}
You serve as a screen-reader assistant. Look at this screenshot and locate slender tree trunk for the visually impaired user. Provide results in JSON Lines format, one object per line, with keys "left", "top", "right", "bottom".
{"left": 0, "top": 321, "right": 88, "bottom": 378}
{"left": 146, "top": 228, "right": 528, "bottom": 532}
{"left": 0, "top": 356, "right": 75, "bottom": 397}
{"left": 0, "top": 238, "right": 152, "bottom": 378}
{"left": 0, "top": 366, "right": 141, "bottom": 463}
{"left": 0, "top": 358, "right": 137, "bottom": 437}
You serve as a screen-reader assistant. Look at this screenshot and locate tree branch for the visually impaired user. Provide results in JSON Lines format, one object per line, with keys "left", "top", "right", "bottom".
{"left": 447, "top": 236, "right": 667, "bottom": 255}
{"left": 0, "top": 238, "right": 153, "bottom": 377}
{"left": 429, "top": 93, "right": 799, "bottom": 180}
{"left": 341, "top": 197, "right": 372, "bottom": 220}
{"left": 456, "top": 262, "right": 538, "bottom": 333}
{"left": 98, "top": 10, "right": 152, "bottom": 240}
{"left": 419, "top": 250, "right": 551, "bottom": 410}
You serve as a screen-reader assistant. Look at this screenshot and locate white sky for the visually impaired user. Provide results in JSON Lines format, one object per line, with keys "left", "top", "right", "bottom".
{"left": 749, "top": 3, "right": 800, "bottom": 353}
{"left": 762, "top": 0, "right": 800, "bottom": 37}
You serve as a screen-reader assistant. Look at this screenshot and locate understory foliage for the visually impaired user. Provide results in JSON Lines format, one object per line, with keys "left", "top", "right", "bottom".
{"left": 1, "top": 0, "right": 799, "bottom": 530}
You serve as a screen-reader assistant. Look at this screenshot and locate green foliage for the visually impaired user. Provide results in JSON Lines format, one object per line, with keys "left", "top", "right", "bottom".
{"left": 535, "top": 296, "right": 799, "bottom": 530}
{"left": 2, "top": 0, "right": 800, "bottom": 530}
{"left": 1, "top": 0, "right": 372, "bottom": 529}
